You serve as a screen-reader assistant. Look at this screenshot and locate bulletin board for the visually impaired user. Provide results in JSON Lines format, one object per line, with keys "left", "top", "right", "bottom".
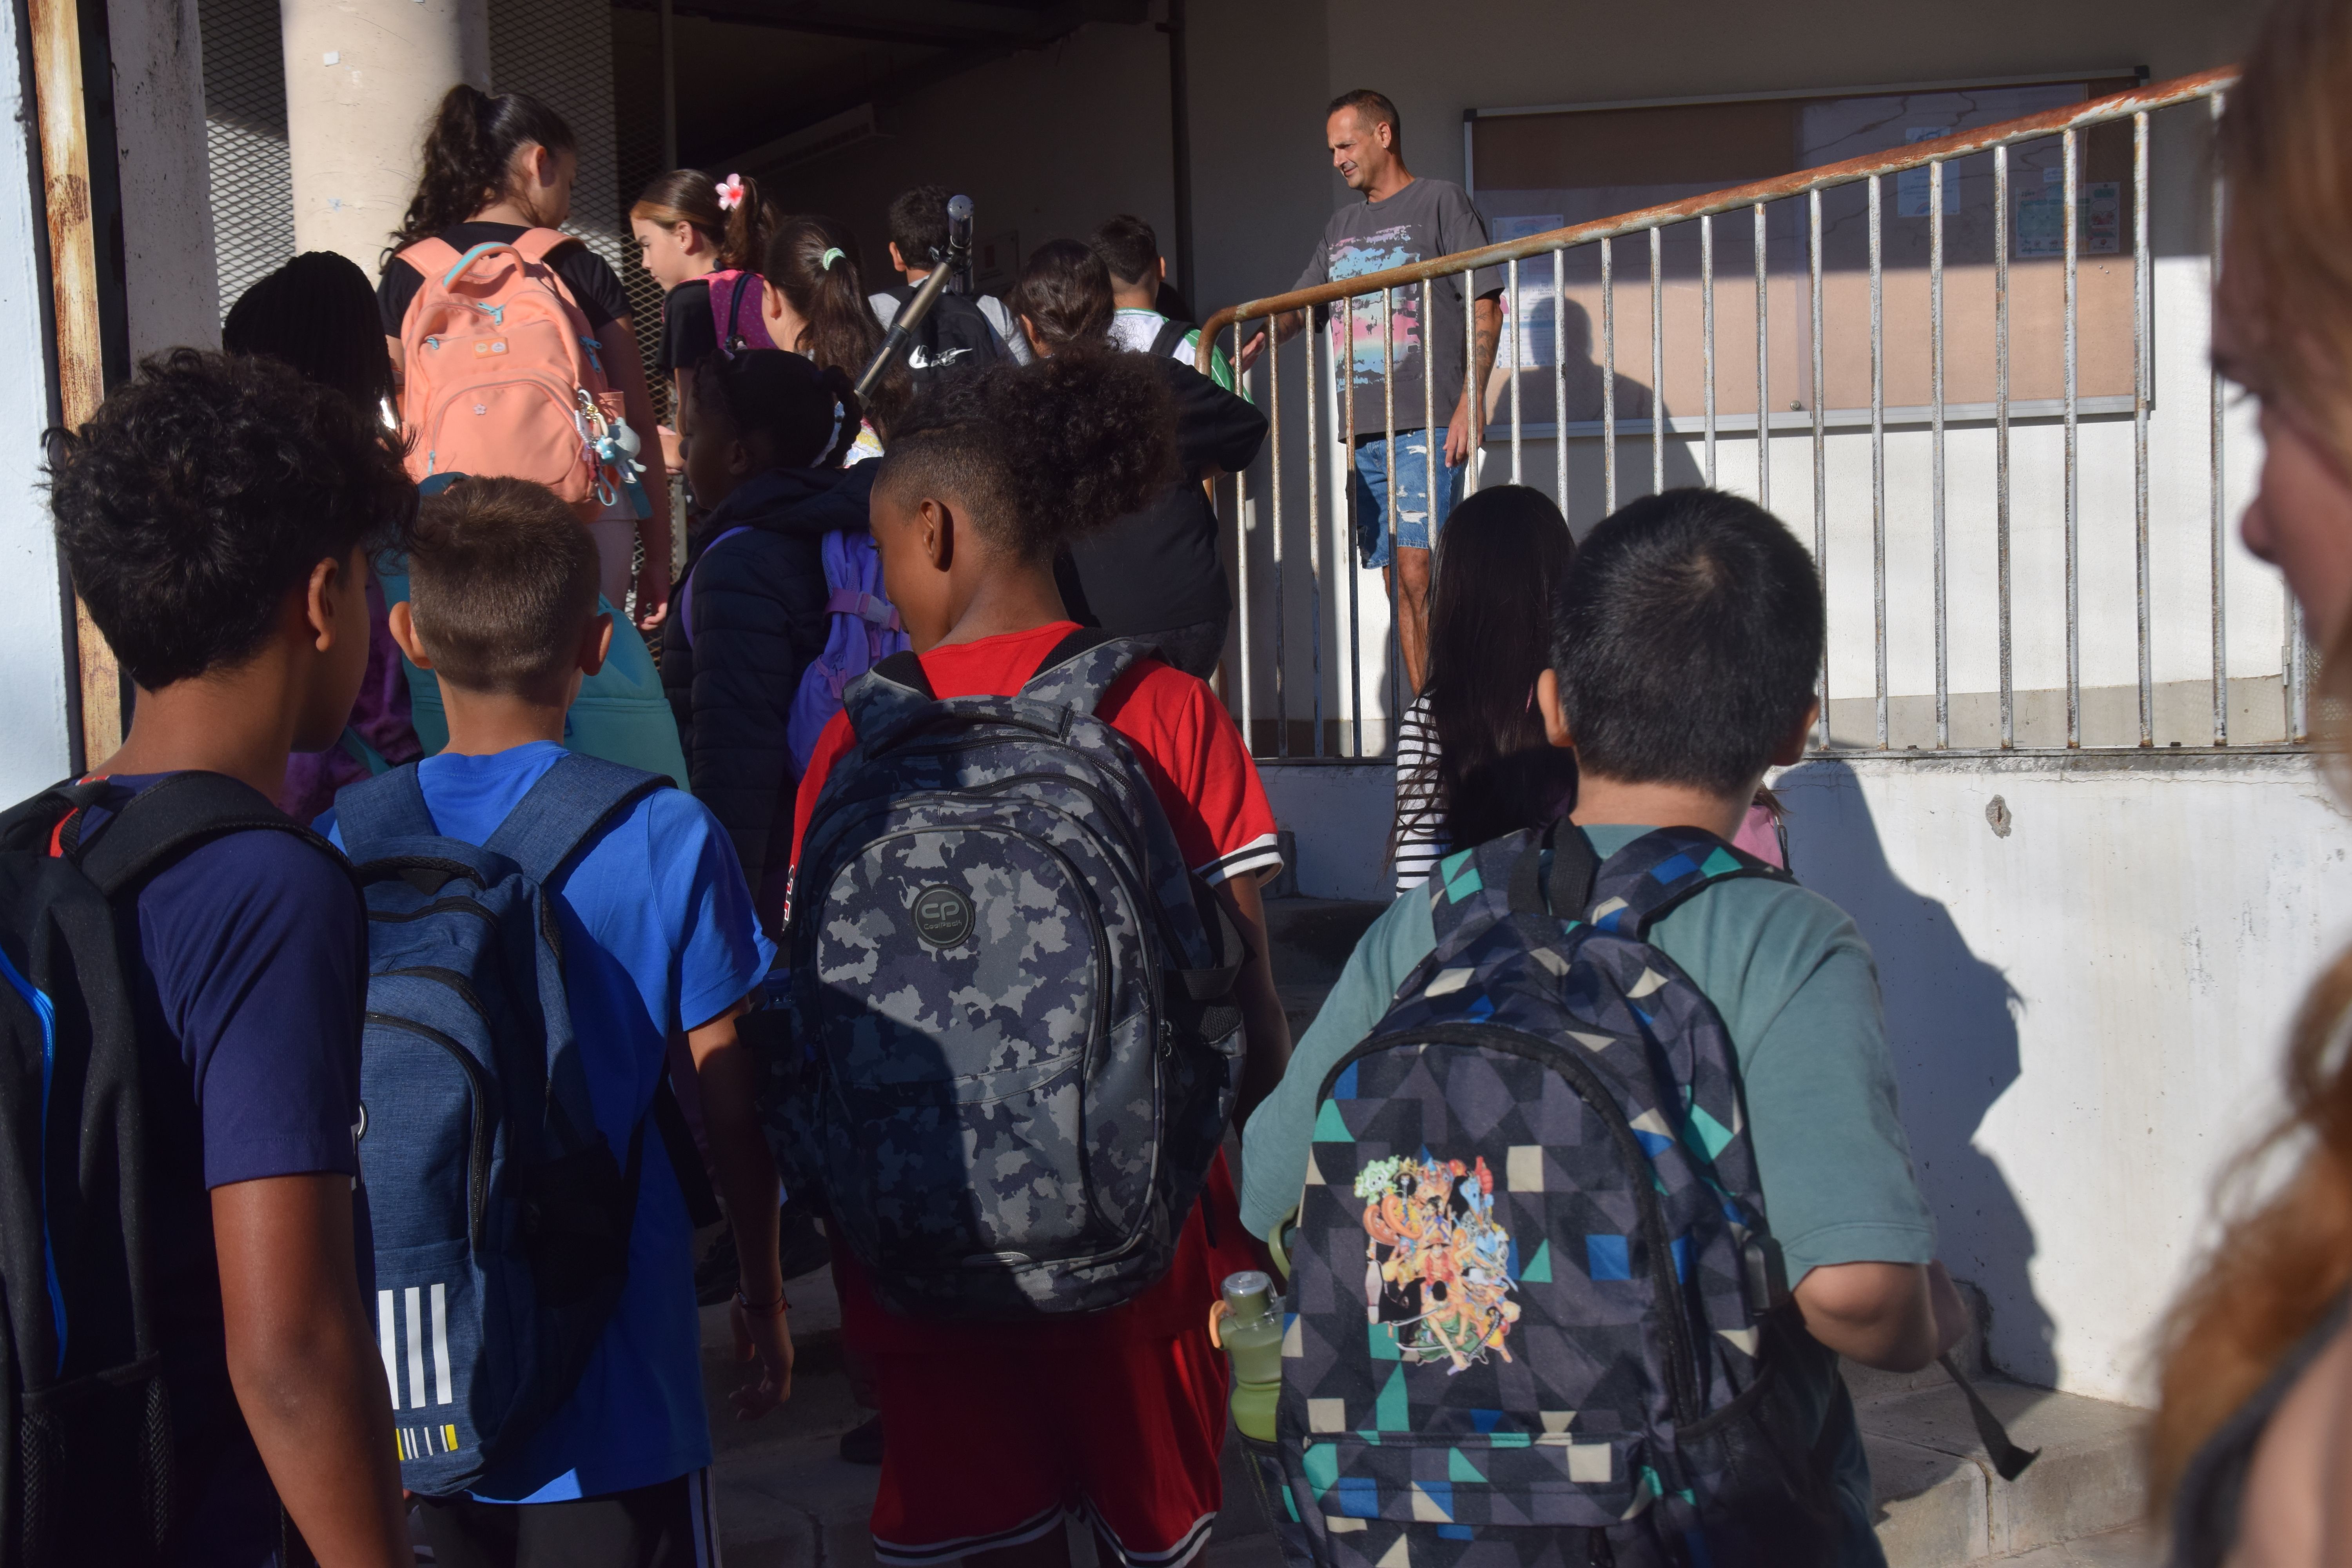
{"left": 1463, "top": 72, "right": 2146, "bottom": 431}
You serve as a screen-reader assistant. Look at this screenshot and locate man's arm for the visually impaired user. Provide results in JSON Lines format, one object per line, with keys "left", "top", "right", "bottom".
{"left": 688, "top": 999, "right": 793, "bottom": 1419}
{"left": 1793, "top": 1258, "right": 1970, "bottom": 1372}
{"left": 213, "top": 1174, "right": 408, "bottom": 1568}
{"left": 1216, "top": 871, "right": 1292, "bottom": 1127}
{"left": 1445, "top": 296, "right": 1503, "bottom": 466}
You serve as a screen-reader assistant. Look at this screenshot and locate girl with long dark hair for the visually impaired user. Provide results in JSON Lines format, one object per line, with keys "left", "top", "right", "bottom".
{"left": 378, "top": 84, "right": 673, "bottom": 630}
{"left": 760, "top": 215, "right": 906, "bottom": 450}
{"left": 1390, "top": 485, "right": 1579, "bottom": 890}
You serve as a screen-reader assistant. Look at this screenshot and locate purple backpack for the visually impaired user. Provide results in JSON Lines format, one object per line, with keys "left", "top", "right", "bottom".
{"left": 706, "top": 269, "right": 776, "bottom": 355}
{"left": 788, "top": 530, "right": 907, "bottom": 769}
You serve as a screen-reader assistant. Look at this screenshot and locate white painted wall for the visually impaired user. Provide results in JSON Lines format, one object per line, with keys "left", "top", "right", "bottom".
{"left": 110, "top": 0, "right": 222, "bottom": 353}
{"left": 0, "top": 0, "right": 77, "bottom": 793}
{"left": 1265, "top": 750, "right": 2344, "bottom": 1406}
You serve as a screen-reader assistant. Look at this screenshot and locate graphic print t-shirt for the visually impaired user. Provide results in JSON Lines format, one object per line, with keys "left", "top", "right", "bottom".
{"left": 1293, "top": 177, "right": 1501, "bottom": 436}
{"left": 786, "top": 622, "right": 1281, "bottom": 1350}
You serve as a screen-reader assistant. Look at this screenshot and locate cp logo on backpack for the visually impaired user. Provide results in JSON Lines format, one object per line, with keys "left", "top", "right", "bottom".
{"left": 335, "top": 753, "right": 671, "bottom": 1495}
{"left": 771, "top": 632, "right": 1247, "bottom": 1319}
{"left": 1267, "top": 824, "right": 1844, "bottom": 1568}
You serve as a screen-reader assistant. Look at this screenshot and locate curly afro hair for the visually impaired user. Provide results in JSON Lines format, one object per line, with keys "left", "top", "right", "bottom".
{"left": 874, "top": 350, "right": 1176, "bottom": 564}
{"left": 48, "top": 348, "right": 417, "bottom": 690}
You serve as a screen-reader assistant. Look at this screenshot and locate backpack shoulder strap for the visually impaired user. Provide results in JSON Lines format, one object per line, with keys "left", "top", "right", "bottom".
{"left": 399, "top": 237, "right": 465, "bottom": 281}
{"left": 512, "top": 226, "right": 580, "bottom": 266}
{"left": 1583, "top": 825, "right": 1792, "bottom": 938}
{"left": 482, "top": 751, "right": 670, "bottom": 885}
{"left": 1424, "top": 828, "right": 1544, "bottom": 955}
{"left": 332, "top": 763, "right": 439, "bottom": 862}
{"left": 1019, "top": 629, "right": 1142, "bottom": 715}
{"left": 842, "top": 651, "right": 936, "bottom": 748}
{"left": 71, "top": 771, "right": 348, "bottom": 901}
{"left": 1149, "top": 316, "right": 1196, "bottom": 360}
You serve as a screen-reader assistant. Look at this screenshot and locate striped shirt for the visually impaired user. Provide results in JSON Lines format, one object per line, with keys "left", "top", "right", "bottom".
{"left": 1393, "top": 695, "right": 1447, "bottom": 893}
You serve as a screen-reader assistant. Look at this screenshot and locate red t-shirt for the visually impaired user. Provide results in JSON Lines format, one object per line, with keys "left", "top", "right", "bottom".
{"left": 788, "top": 622, "right": 1281, "bottom": 1351}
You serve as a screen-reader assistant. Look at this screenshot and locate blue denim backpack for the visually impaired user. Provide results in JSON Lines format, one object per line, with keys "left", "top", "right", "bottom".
{"left": 1266, "top": 822, "right": 1843, "bottom": 1568}
{"left": 775, "top": 631, "right": 1245, "bottom": 1319}
{"left": 336, "top": 752, "right": 684, "bottom": 1495}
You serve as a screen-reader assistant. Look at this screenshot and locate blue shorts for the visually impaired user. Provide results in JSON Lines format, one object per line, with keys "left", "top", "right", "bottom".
{"left": 1351, "top": 430, "right": 1462, "bottom": 569}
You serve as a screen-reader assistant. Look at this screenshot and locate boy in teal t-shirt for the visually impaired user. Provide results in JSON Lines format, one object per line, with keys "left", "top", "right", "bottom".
{"left": 1240, "top": 487, "right": 1967, "bottom": 1568}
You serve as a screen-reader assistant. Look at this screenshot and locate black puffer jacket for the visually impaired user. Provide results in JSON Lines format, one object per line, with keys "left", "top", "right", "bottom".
{"left": 662, "top": 463, "right": 877, "bottom": 922}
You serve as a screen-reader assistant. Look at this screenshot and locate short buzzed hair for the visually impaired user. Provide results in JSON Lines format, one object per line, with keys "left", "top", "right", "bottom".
{"left": 887, "top": 185, "right": 953, "bottom": 267}
{"left": 1090, "top": 214, "right": 1160, "bottom": 290}
{"left": 407, "top": 476, "right": 601, "bottom": 697}
{"left": 1328, "top": 89, "right": 1401, "bottom": 149}
{"left": 1550, "top": 488, "right": 1823, "bottom": 795}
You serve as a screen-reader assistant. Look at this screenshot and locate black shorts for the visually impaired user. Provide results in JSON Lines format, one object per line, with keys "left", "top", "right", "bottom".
{"left": 413, "top": 1468, "right": 721, "bottom": 1568}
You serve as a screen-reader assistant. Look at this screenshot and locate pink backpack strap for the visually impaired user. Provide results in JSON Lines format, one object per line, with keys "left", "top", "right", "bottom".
{"left": 512, "top": 226, "right": 579, "bottom": 265}
{"left": 400, "top": 237, "right": 466, "bottom": 278}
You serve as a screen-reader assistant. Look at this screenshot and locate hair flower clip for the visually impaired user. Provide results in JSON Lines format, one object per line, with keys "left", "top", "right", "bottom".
{"left": 715, "top": 173, "right": 746, "bottom": 212}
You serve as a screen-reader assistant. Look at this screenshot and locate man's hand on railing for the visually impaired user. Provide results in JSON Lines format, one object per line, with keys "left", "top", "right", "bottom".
{"left": 1237, "top": 309, "right": 1308, "bottom": 374}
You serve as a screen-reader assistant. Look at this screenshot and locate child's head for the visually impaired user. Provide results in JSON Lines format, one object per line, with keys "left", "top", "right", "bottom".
{"left": 683, "top": 350, "right": 862, "bottom": 511}
{"left": 1547, "top": 488, "right": 1822, "bottom": 796}
{"left": 631, "top": 168, "right": 775, "bottom": 290}
{"left": 393, "top": 85, "right": 576, "bottom": 250}
{"left": 869, "top": 354, "right": 1175, "bottom": 646}
{"left": 1414, "top": 485, "right": 1578, "bottom": 847}
{"left": 1007, "top": 238, "right": 1114, "bottom": 359}
{"left": 886, "top": 185, "right": 954, "bottom": 275}
{"left": 400, "top": 477, "right": 608, "bottom": 706}
{"left": 46, "top": 348, "right": 414, "bottom": 745}
{"left": 223, "top": 250, "right": 397, "bottom": 417}
{"left": 761, "top": 214, "right": 898, "bottom": 430}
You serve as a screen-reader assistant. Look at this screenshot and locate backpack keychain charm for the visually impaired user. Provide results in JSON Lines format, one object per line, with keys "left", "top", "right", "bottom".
{"left": 578, "top": 391, "right": 651, "bottom": 518}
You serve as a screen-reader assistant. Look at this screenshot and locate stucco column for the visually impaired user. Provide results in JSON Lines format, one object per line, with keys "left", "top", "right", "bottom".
{"left": 279, "top": 0, "right": 488, "bottom": 272}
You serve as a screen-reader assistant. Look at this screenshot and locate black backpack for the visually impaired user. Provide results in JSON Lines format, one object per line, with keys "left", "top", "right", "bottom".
{"left": 0, "top": 772, "right": 345, "bottom": 1567}
{"left": 884, "top": 284, "right": 1008, "bottom": 388}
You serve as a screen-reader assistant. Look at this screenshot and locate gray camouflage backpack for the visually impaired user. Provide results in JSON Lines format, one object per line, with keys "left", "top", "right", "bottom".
{"left": 779, "top": 630, "right": 1247, "bottom": 1318}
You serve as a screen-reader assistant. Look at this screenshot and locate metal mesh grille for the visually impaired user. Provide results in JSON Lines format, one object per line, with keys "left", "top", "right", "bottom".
{"left": 610, "top": 22, "right": 669, "bottom": 421}
{"left": 198, "top": 0, "right": 293, "bottom": 321}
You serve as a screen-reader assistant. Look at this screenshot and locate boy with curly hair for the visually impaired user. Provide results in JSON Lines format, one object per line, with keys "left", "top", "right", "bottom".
{"left": 45, "top": 349, "right": 418, "bottom": 1566}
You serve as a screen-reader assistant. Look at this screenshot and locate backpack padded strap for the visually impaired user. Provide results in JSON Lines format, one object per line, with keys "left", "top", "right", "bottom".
{"left": 332, "top": 763, "right": 439, "bottom": 862}
{"left": 511, "top": 226, "right": 580, "bottom": 266}
{"left": 842, "top": 650, "right": 938, "bottom": 752}
{"left": 398, "top": 237, "right": 465, "bottom": 279}
{"left": 72, "top": 771, "right": 348, "bottom": 901}
{"left": 482, "top": 752, "right": 670, "bottom": 886}
{"left": 1149, "top": 316, "right": 1196, "bottom": 361}
{"left": 1584, "top": 825, "right": 1793, "bottom": 937}
{"left": 1019, "top": 630, "right": 1142, "bottom": 717}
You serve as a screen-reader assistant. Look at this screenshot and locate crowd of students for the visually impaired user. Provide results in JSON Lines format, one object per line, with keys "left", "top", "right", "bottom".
{"left": 16, "top": 2, "right": 2352, "bottom": 1565}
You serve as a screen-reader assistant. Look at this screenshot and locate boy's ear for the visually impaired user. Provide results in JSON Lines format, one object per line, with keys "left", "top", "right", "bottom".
{"left": 579, "top": 611, "right": 613, "bottom": 679}
{"left": 888, "top": 241, "right": 906, "bottom": 273}
{"left": 920, "top": 498, "right": 955, "bottom": 572}
{"left": 727, "top": 437, "right": 756, "bottom": 479}
{"left": 300, "top": 553, "right": 347, "bottom": 653}
{"left": 1770, "top": 701, "right": 1820, "bottom": 768}
{"left": 1536, "top": 668, "right": 1574, "bottom": 750}
{"left": 388, "top": 599, "right": 434, "bottom": 670}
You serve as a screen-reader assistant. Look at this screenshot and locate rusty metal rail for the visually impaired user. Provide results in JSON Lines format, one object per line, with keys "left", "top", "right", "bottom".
{"left": 1201, "top": 65, "right": 2290, "bottom": 763}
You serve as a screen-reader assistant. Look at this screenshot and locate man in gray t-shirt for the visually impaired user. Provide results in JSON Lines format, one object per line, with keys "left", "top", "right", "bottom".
{"left": 1246, "top": 89, "right": 1504, "bottom": 693}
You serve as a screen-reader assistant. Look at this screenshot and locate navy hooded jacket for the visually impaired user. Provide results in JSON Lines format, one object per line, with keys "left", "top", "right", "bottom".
{"left": 662, "top": 462, "right": 877, "bottom": 923}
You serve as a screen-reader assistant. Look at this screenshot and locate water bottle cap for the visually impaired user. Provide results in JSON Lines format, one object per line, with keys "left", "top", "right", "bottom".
{"left": 1221, "top": 1270, "right": 1273, "bottom": 1311}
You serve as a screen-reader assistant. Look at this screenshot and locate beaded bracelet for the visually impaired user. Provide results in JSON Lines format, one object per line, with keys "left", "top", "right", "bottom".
{"left": 734, "top": 1289, "right": 789, "bottom": 1318}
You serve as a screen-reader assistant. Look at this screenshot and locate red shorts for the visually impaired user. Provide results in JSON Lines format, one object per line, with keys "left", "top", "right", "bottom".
{"left": 849, "top": 1156, "right": 1264, "bottom": 1568}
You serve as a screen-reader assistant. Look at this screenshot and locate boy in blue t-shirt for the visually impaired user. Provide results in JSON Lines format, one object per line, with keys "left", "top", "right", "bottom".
{"left": 1241, "top": 488, "right": 1969, "bottom": 1568}
{"left": 323, "top": 475, "right": 790, "bottom": 1567}
{"left": 44, "top": 350, "right": 420, "bottom": 1566}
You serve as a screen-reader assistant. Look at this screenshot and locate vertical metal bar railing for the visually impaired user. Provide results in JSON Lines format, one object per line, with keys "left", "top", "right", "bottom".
{"left": 1650, "top": 226, "right": 1666, "bottom": 497}
{"left": 1754, "top": 202, "right": 1769, "bottom": 511}
{"left": 1702, "top": 213, "right": 1717, "bottom": 487}
{"left": 1423, "top": 278, "right": 1437, "bottom": 537}
{"left": 2134, "top": 111, "right": 2154, "bottom": 748}
{"left": 1232, "top": 324, "right": 1252, "bottom": 752}
{"left": 1602, "top": 237, "right": 1617, "bottom": 514}
{"left": 1269, "top": 298, "right": 1287, "bottom": 757}
{"left": 1809, "top": 187, "right": 1828, "bottom": 749}
{"left": 1342, "top": 295, "right": 1362, "bottom": 757}
{"left": 1508, "top": 257, "right": 1523, "bottom": 485}
{"left": 1381, "top": 287, "right": 1399, "bottom": 724}
{"left": 1869, "top": 172, "right": 1888, "bottom": 750}
{"left": 1463, "top": 270, "right": 1479, "bottom": 497}
{"left": 1305, "top": 282, "right": 1323, "bottom": 758}
{"left": 1995, "top": 143, "right": 2015, "bottom": 749}
{"left": 1931, "top": 157, "right": 1949, "bottom": 750}
{"left": 1553, "top": 248, "right": 1567, "bottom": 508}
{"left": 2063, "top": 127, "right": 2082, "bottom": 748}
{"left": 2210, "top": 91, "right": 2229, "bottom": 747}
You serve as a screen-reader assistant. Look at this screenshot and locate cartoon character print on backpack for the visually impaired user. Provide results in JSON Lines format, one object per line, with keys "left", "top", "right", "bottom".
{"left": 1273, "top": 825, "right": 1842, "bottom": 1568}
{"left": 777, "top": 634, "right": 1243, "bottom": 1320}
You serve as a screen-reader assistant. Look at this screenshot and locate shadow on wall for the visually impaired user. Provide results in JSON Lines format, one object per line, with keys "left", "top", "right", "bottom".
{"left": 1482, "top": 296, "right": 1706, "bottom": 533}
{"left": 1777, "top": 758, "right": 2059, "bottom": 1387}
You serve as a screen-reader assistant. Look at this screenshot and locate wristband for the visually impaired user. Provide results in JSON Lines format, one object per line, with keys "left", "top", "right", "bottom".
{"left": 735, "top": 1288, "right": 789, "bottom": 1318}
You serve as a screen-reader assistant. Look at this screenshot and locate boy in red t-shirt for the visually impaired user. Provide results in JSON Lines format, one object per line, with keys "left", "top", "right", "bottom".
{"left": 783, "top": 353, "right": 1292, "bottom": 1568}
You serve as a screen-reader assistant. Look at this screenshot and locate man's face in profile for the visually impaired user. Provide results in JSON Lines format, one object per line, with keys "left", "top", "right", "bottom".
{"left": 1328, "top": 108, "right": 1392, "bottom": 192}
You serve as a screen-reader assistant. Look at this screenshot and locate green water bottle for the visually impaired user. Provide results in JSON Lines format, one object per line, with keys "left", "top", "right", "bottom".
{"left": 1217, "top": 1270, "right": 1285, "bottom": 1441}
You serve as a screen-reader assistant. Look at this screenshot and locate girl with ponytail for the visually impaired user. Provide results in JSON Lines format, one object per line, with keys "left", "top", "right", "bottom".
{"left": 632, "top": 168, "right": 781, "bottom": 416}
{"left": 378, "top": 83, "right": 674, "bottom": 630}
{"left": 760, "top": 214, "right": 908, "bottom": 446}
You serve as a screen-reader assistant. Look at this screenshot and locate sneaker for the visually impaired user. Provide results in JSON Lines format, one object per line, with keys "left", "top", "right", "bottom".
{"left": 839, "top": 1414, "right": 884, "bottom": 1466}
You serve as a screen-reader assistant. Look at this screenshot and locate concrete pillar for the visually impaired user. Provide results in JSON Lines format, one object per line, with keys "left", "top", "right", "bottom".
{"left": 278, "top": 0, "right": 487, "bottom": 272}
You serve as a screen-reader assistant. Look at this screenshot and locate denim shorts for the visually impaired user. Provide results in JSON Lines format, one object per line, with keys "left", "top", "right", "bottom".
{"left": 1350, "top": 429, "right": 1463, "bottom": 569}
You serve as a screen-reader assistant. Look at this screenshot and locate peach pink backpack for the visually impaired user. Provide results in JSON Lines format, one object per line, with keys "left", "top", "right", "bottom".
{"left": 395, "top": 229, "right": 640, "bottom": 518}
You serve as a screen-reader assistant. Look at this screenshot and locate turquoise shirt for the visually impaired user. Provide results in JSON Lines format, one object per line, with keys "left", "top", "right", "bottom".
{"left": 1239, "top": 824, "right": 1936, "bottom": 1568}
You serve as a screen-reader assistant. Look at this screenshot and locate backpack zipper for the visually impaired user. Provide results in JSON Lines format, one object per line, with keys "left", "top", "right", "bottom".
{"left": 1321, "top": 1019, "right": 1705, "bottom": 1428}
{"left": 363, "top": 1012, "right": 496, "bottom": 1247}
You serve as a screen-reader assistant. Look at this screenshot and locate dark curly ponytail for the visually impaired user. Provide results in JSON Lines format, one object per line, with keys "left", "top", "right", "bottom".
{"left": 877, "top": 352, "right": 1175, "bottom": 564}
{"left": 391, "top": 84, "right": 575, "bottom": 254}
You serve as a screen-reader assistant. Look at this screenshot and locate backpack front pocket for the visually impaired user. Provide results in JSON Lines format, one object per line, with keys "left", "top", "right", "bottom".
{"left": 1296, "top": 1430, "right": 1650, "bottom": 1532}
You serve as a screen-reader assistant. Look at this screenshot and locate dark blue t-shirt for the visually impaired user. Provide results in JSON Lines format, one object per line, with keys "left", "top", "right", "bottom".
{"left": 80, "top": 774, "right": 369, "bottom": 1568}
